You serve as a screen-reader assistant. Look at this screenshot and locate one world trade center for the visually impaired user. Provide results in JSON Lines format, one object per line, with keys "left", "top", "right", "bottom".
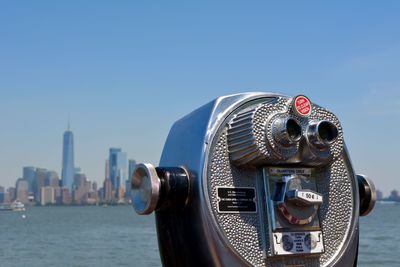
{"left": 62, "top": 124, "right": 75, "bottom": 191}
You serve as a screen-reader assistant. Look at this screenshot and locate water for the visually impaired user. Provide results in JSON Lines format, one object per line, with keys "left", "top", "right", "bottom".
{"left": 358, "top": 202, "right": 400, "bottom": 266}
{"left": 0, "top": 206, "right": 161, "bottom": 267}
{"left": 0, "top": 203, "right": 397, "bottom": 266}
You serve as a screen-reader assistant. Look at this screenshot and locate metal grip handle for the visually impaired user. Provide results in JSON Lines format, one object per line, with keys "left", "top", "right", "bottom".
{"left": 287, "top": 189, "right": 323, "bottom": 206}
{"left": 131, "top": 164, "right": 190, "bottom": 215}
{"left": 131, "top": 163, "right": 161, "bottom": 215}
{"left": 357, "top": 174, "right": 376, "bottom": 216}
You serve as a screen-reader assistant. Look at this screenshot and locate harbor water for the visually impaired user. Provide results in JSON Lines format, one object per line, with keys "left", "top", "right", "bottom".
{"left": 0, "top": 203, "right": 396, "bottom": 267}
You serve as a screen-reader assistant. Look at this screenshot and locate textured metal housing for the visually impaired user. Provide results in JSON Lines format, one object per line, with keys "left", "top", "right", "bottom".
{"left": 156, "top": 93, "right": 359, "bottom": 267}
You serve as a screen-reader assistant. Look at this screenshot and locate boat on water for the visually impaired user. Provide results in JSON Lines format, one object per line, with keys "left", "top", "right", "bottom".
{"left": 11, "top": 200, "right": 26, "bottom": 211}
{"left": 0, "top": 200, "right": 26, "bottom": 211}
{"left": 0, "top": 204, "right": 12, "bottom": 211}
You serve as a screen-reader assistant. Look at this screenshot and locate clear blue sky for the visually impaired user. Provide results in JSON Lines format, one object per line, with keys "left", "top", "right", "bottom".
{"left": 1, "top": 1, "right": 399, "bottom": 195}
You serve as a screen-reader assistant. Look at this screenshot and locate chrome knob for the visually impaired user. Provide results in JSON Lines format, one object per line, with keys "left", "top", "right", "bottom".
{"left": 131, "top": 164, "right": 190, "bottom": 215}
{"left": 357, "top": 174, "right": 376, "bottom": 216}
{"left": 131, "top": 163, "right": 161, "bottom": 215}
{"left": 277, "top": 175, "right": 323, "bottom": 225}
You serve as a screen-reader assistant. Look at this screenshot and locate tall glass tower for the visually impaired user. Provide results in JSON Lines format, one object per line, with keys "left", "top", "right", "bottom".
{"left": 23, "top": 166, "right": 36, "bottom": 193}
{"left": 62, "top": 124, "right": 75, "bottom": 191}
{"left": 109, "top": 148, "right": 127, "bottom": 190}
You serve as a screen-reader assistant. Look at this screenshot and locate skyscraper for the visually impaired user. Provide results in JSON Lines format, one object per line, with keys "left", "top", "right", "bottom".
{"left": 0, "top": 186, "right": 5, "bottom": 203}
{"left": 128, "top": 159, "right": 137, "bottom": 182}
{"left": 108, "top": 148, "right": 127, "bottom": 191}
{"left": 15, "top": 178, "right": 29, "bottom": 204}
{"left": 62, "top": 124, "right": 75, "bottom": 191}
{"left": 46, "top": 170, "right": 60, "bottom": 187}
{"left": 23, "top": 166, "right": 35, "bottom": 193}
{"left": 103, "top": 178, "right": 113, "bottom": 203}
{"left": 34, "top": 168, "right": 47, "bottom": 202}
{"left": 72, "top": 173, "right": 90, "bottom": 205}
{"left": 126, "top": 159, "right": 137, "bottom": 199}
{"left": 7, "top": 187, "right": 16, "bottom": 202}
{"left": 105, "top": 159, "right": 110, "bottom": 180}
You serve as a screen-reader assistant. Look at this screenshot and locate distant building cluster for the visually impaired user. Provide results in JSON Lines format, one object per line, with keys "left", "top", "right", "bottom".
{"left": 0, "top": 126, "right": 136, "bottom": 206}
{"left": 376, "top": 189, "right": 400, "bottom": 202}
{"left": 103, "top": 150, "right": 137, "bottom": 205}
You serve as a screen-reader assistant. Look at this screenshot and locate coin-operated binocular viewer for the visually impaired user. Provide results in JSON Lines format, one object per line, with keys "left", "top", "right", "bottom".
{"left": 132, "top": 93, "right": 376, "bottom": 267}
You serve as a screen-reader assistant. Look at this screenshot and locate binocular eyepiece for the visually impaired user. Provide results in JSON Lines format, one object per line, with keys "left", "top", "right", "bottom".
{"left": 307, "top": 120, "right": 339, "bottom": 148}
{"left": 272, "top": 117, "right": 302, "bottom": 147}
{"left": 131, "top": 93, "right": 375, "bottom": 267}
{"left": 272, "top": 117, "right": 340, "bottom": 157}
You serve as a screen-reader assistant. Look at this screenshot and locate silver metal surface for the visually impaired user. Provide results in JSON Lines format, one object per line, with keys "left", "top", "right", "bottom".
{"left": 158, "top": 93, "right": 283, "bottom": 266}
{"left": 140, "top": 92, "right": 366, "bottom": 267}
{"left": 307, "top": 120, "right": 339, "bottom": 149}
{"left": 206, "top": 95, "right": 357, "bottom": 266}
{"left": 357, "top": 174, "right": 376, "bottom": 216}
{"left": 227, "top": 101, "right": 304, "bottom": 166}
{"left": 271, "top": 173, "right": 322, "bottom": 226}
{"left": 131, "top": 163, "right": 160, "bottom": 215}
{"left": 271, "top": 117, "right": 302, "bottom": 147}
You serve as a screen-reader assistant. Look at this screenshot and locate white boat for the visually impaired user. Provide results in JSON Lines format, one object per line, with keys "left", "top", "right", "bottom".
{"left": 0, "top": 204, "right": 12, "bottom": 211}
{"left": 10, "top": 200, "right": 26, "bottom": 212}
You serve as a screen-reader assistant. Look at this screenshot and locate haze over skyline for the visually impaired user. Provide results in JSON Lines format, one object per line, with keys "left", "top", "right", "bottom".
{"left": 1, "top": 1, "right": 400, "bottom": 194}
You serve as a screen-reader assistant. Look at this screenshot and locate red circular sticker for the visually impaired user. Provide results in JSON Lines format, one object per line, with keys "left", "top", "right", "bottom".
{"left": 293, "top": 95, "right": 312, "bottom": 117}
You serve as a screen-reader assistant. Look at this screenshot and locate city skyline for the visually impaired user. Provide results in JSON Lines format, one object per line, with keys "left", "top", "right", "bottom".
{"left": 1, "top": 2, "right": 400, "bottom": 195}
{"left": 0, "top": 125, "right": 137, "bottom": 206}
{"left": 0, "top": 123, "right": 137, "bottom": 190}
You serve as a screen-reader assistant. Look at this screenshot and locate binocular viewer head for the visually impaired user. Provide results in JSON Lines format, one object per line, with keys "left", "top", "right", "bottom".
{"left": 132, "top": 92, "right": 375, "bottom": 267}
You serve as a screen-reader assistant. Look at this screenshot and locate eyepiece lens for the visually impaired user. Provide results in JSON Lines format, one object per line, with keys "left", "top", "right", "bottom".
{"left": 318, "top": 121, "right": 338, "bottom": 143}
{"left": 286, "top": 119, "right": 302, "bottom": 141}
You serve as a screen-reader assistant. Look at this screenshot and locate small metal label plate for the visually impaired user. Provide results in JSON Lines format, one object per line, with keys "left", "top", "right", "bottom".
{"left": 272, "top": 231, "right": 324, "bottom": 256}
{"left": 217, "top": 187, "right": 257, "bottom": 213}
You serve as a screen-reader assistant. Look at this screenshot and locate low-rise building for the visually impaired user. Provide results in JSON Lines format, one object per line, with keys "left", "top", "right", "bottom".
{"left": 61, "top": 187, "right": 71, "bottom": 205}
{"left": 40, "top": 186, "right": 55, "bottom": 205}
